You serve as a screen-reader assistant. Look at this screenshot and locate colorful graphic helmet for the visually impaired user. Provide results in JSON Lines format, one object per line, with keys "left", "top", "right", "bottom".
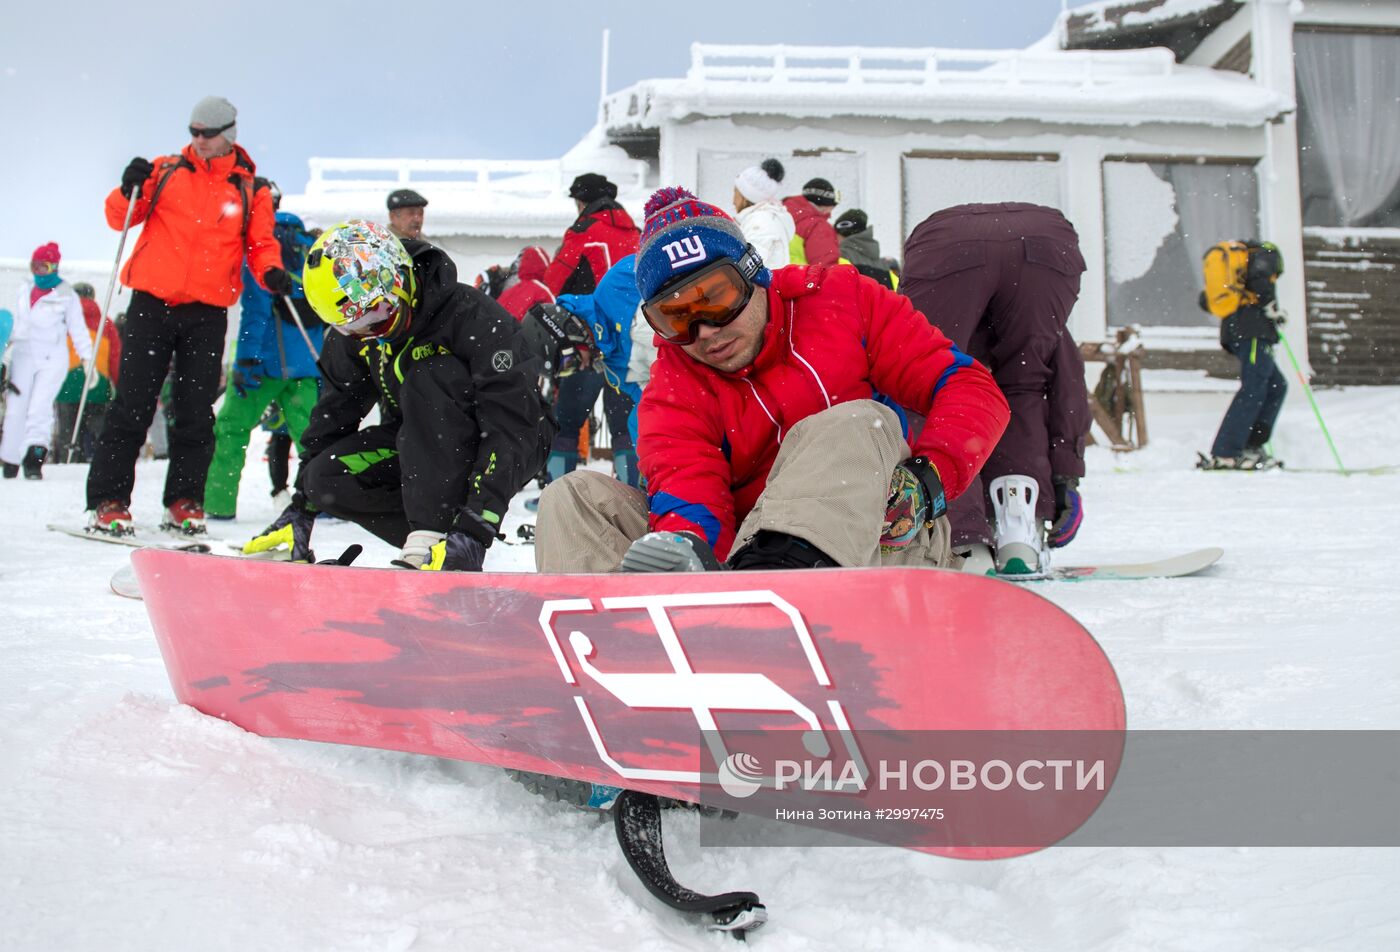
{"left": 303, "top": 220, "right": 415, "bottom": 340}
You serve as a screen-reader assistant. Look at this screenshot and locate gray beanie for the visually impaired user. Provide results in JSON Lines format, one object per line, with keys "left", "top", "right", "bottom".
{"left": 190, "top": 95, "right": 237, "bottom": 144}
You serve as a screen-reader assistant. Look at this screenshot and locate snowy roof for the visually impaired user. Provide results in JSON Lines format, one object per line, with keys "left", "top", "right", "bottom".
{"left": 600, "top": 41, "right": 1286, "bottom": 132}
{"left": 282, "top": 128, "right": 652, "bottom": 238}
{"left": 1060, "top": 0, "right": 1241, "bottom": 58}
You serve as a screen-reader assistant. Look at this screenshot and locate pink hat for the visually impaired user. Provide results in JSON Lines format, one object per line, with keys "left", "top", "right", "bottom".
{"left": 31, "top": 242, "right": 61, "bottom": 265}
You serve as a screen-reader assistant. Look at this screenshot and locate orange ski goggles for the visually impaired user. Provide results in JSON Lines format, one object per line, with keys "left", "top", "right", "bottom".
{"left": 641, "top": 257, "right": 759, "bottom": 345}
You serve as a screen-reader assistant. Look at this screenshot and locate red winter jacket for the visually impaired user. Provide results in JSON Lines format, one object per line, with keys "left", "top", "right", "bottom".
{"left": 104, "top": 144, "right": 280, "bottom": 308}
{"left": 542, "top": 200, "right": 639, "bottom": 296}
{"left": 782, "top": 195, "right": 841, "bottom": 267}
{"left": 497, "top": 246, "right": 556, "bottom": 319}
{"left": 637, "top": 265, "right": 1009, "bottom": 558}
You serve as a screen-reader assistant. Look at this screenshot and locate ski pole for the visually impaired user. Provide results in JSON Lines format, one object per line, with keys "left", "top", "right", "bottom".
{"left": 1277, "top": 331, "right": 1347, "bottom": 474}
{"left": 277, "top": 284, "right": 321, "bottom": 358}
{"left": 68, "top": 184, "right": 141, "bottom": 463}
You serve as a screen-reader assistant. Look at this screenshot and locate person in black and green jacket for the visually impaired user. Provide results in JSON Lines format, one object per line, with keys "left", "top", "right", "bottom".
{"left": 244, "top": 220, "right": 552, "bottom": 570}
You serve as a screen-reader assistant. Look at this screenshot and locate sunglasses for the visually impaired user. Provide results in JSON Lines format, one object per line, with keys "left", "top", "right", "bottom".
{"left": 641, "top": 252, "right": 761, "bottom": 345}
{"left": 188, "top": 121, "right": 235, "bottom": 140}
{"left": 30, "top": 261, "right": 58, "bottom": 275}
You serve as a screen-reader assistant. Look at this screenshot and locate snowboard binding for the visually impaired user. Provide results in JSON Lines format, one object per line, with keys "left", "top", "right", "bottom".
{"left": 990, "top": 475, "right": 1050, "bottom": 578}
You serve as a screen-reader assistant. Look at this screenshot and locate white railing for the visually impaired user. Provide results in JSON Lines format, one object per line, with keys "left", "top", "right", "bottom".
{"left": 303, "top": 157, "right": 649, "bottom": 198}
{"left": 685, "top": 43, "right": 1175, "bottom": 88}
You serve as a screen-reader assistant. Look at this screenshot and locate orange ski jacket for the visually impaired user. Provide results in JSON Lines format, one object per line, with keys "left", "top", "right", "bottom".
{"left": 104, "top": 144, "right": 279, "bottom": 308}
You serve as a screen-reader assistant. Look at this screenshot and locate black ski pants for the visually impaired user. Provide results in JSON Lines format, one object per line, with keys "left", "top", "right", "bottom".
{"left": 86, "top": 291, "right": 227, "bottom": 509}
{"left": 301, "top": 425, "right": 410, "bottom": 546}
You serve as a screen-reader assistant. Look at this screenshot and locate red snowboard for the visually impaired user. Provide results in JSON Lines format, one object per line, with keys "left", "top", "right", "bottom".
{"left": 134, "top": 549, "right": 1125, "bottom": 858}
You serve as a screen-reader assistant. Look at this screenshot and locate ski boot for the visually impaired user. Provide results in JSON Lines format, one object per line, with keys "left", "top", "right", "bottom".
{"left": 1242, "top": 446, "right": 1284, "bottom": 470}
{"left": 89, "top": 500, "right": 134, "bottom": 536}
{"left": 21, "top": 445, "right": 46, "bottom": 480}
{"left": 2, "top": 462, "right": 17, "bottom": 479}
{"left": 162, "top": 498, "right": 207, "bottom": 536}
{"left": 990, "top": 475, "right": 1050, "bottom": 577}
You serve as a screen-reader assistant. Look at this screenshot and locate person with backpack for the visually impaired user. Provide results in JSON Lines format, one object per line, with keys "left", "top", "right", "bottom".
{"left": 203, "top": 181, "right": 324, "bottom": 520}
{"left": 85, "top": 96, "right": 287, "bottom": 534}
{"left": 1197, "top": 240, "right": 1288, "bottom": 471}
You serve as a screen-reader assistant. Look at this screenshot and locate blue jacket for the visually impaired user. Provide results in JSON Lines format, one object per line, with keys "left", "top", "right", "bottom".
{"left": 558, "top": 254, "right": 642, "bottom": 438}
{"left": 0, "top": 308, "right": 13, "bottom": 356}
{"left": 236, "top": 211, "right": 323, "bottom": 379}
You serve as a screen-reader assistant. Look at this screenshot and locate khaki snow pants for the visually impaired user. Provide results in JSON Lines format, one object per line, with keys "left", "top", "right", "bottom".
{"left": 535, "top": 400, "right": 952, "bottom": 573}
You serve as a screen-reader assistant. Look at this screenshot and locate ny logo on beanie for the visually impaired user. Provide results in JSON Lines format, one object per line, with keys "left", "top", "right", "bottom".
{"left": 663, "top": 236, "right": 707, "bottom": 269}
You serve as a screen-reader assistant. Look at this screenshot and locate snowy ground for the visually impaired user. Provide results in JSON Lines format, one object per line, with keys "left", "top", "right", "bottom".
{"left": 3, "top": 386, "right": 1398, "bottom": 951}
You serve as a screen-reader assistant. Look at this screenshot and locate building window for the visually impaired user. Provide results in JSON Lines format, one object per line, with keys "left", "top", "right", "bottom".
{"left": 901, "top": 154, "right": 1062, "bottom": 241}
{"left": 1103, "top": 159, "right": 1259, "bottom": 328}
{"left": 1295, "top": 28, "right": 1400, "bottom": 228}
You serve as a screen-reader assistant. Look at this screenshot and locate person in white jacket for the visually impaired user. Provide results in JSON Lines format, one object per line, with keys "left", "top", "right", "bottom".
{"left": 732, "top": 158, "right": 796, "bottom": 269}
{"left": 2, "top": 243, "right": 93, "bottom": 479}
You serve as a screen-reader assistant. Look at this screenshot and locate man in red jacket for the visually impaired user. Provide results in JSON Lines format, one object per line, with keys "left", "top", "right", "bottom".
{"left": 534, "top": 187, "right": 1009, "bottom": 574}
{"left": 541, "top": 174, "right": 639, "bottom": 296}
{"left": 86, "top": 95, "right": 286, "bottom": 535}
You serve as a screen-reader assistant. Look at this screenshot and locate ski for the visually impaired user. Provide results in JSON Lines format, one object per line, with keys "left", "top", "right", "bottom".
{"left": 48, "top": 523, "right": 212, "bottom": 552}
{"left": 613, "top": 789, "right": 766, "bottom": 938}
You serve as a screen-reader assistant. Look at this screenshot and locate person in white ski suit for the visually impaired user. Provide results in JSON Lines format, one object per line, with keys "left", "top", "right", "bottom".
{"left": 732, "top": 159, "right": 795, "bottom": 270}
{"left": 2, "top": 243, "right": 93, "bottom": 479}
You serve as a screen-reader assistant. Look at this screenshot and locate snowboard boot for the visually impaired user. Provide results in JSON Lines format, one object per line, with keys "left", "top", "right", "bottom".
{"left": 953, "top": 543, "right": 996, "bottom": 576}
{"left": 21, "top": 445, "right": 45, "bottom": 480}
{"left": 727, "top": 530, "right": 838, "bottom": 571}
{"left": 989, "top": 475, "right": 1049, "bottom": 576}
{"left": 2, "top": 463, "right": 17, "bottom": 479}
{"left": 90, "top": 500, "right": 134, "bottom": 536}
{"left": 620, "top": 531, "right": 723, "bottom": 573}
{"left": 162, "top": 498, "right": 207, "bottom": 536}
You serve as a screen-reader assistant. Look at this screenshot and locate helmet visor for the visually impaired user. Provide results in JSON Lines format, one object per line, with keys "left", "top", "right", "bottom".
{"left": 641, "top": 259, "right": 754, "bottom": 345}
{"left": 327, "top": 296, "right": 406, "bottom": 340}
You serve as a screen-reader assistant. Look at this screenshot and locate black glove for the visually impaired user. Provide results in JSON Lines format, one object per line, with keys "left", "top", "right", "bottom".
{"left": 263, "top": 267, "right": 295, "bottom": 295}
{"left": 243, "top": 503, "right": 316, "bottom": 562}
{"left": 456, "top": 508, "right": 504, "bottom": 547}
{"left": 121, "top": 157, "right": 153, "bottom": 199}
{"left": 231, "top": 360, "right": 262, "bottom": 399}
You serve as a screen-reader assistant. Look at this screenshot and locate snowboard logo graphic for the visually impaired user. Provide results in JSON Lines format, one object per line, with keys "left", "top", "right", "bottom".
{"left": 539, "top": 590, "right": 864, "bottom": 788}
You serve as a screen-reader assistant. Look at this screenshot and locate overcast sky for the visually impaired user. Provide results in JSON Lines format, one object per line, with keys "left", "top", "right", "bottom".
{"left": 1, "top": 0, "right": 1069, "bottom": 261}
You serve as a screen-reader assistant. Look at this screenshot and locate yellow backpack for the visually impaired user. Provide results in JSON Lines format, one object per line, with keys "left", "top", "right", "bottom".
{"left": 1200, "top": 240, "right": 1283, "bottom": 318}
{"left": 1201, "top": 240, "right": 1254, "bottom": 318}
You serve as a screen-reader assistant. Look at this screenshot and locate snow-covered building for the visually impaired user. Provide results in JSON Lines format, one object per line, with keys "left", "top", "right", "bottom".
{"left": 284, "top": 0, "right": 1400, "bottom": 385}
